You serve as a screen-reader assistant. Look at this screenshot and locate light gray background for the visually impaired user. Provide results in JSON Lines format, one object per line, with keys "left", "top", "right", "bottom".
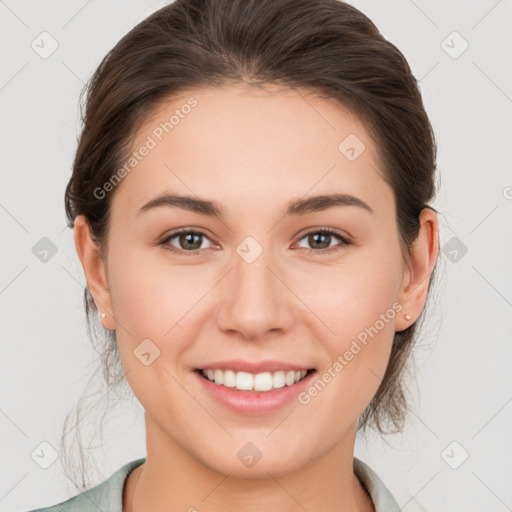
{"left": 1, "top": 1, "right": 511, "bottom": 511}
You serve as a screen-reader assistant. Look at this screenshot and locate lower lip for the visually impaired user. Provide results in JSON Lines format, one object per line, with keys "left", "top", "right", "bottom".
{"left": 194, "top": 370, "right": 317, "bottom": 415}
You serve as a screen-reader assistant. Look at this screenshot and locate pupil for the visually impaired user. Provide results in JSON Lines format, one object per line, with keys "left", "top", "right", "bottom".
{"left": 310, "top": 233, "right": 330, "bottom": 249}
{"left": 182, "top": 233, "right": 201, "bottom": 250}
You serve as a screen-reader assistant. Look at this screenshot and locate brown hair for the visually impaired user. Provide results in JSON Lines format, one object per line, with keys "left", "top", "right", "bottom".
{"left": 62, "top": 0, "right": 441, "bottom": 489}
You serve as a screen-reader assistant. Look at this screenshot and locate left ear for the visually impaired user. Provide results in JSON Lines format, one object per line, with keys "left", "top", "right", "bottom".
{"left": 395, "top": 207, "right": 439, "bottom": 332}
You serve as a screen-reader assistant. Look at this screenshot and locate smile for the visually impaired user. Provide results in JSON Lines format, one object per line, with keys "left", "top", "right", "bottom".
{"left": 199, "top": 368, "right": 312, "bottom": 392}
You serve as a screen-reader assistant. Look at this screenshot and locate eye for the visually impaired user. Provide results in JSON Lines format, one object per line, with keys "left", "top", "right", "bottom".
{"left": 159, "top": 227, "right": 352, "bottom": 256}
{"left": 295, "top": 228, "right": 352, "bottom": 255}
{"left": 159, "top": 228, "right": 214, "bottom": 254}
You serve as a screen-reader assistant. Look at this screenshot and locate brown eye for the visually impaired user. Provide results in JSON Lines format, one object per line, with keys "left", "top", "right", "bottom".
{"left": 160, "top": 229, "right": 212, "bottom": 253}
{"left": 295, "top": 228, "right": 351, "bottom": 255}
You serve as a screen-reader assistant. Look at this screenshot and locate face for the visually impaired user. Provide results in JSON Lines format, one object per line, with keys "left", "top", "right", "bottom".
{"left": 78, "top": 83, "right": 425, "bottom": 478}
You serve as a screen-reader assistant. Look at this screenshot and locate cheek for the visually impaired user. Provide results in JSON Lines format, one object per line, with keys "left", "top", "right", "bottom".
{"left": 107, "top": 244, "right": 190, "bottom": 333}
{"left": 311, "top": 247, "right": 402, "bottom": 394}
{"left": 106, "top": 245, "right": 214, "bottom": 372}
{"left": 305, "top": 248, "right": 402, "bottom": 337}
{"left": 107, "top": 250, "right": 195, "bottom": 410}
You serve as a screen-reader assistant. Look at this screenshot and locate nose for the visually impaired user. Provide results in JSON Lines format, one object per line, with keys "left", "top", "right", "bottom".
{"left": 214, "top": 244, "right": 295, "bottom": 341}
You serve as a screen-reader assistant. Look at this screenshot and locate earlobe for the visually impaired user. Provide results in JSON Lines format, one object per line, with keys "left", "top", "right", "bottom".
{"left": 73, "top": 215, "right": 115, "bottom": 330}
{"left": 395, "top": 208, "right": 439, "bottom": 331}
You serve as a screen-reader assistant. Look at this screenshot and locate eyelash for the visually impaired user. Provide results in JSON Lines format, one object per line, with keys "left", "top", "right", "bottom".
{"left": 159, "top": 227, "right": 352, "bottom": 256}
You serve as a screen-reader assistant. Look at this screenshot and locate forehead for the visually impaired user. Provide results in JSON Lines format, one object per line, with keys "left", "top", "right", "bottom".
{"left": 110, "top": 83, "right": 391, "bottom": 219}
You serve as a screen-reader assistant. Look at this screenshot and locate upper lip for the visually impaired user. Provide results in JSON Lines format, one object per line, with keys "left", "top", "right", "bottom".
{"left": 196, "top": 359, "right": 315, "bottom": 374}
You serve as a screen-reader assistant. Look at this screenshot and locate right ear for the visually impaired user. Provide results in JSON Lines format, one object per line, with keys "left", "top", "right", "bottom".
{"left": 73, "top": 215, "right": 115, "bottom": 330}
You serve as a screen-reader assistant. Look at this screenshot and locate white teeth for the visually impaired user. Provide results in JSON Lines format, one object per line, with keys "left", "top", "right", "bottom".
{"left": 254, "top": 372, "right": 273, "bottom": 391}
{"left": 236, "top": 371, "right": 254, "bottom": 390}
{"left": 285, "top": 370, "right": 296, "bottom": 386}
{"left": 272, "top": 371, "right": 286, "bottom": 389}
{"left": 201, "top": 368, "right": 309, "bottom": 392}
{"left": 223, "top": 369, "right": 236, "bottom": 388}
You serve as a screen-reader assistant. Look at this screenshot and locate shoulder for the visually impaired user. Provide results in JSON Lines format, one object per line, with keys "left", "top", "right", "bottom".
{"left": 353, "top": 456, "right": 401, "bottom": 512}
{"left": 25, "top": 458, "right": 146, "bottom": 512}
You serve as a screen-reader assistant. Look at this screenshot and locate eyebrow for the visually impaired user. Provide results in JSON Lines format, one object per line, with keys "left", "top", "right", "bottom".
{"left": 136, "top": 192, "right": 374, "bottom": 218}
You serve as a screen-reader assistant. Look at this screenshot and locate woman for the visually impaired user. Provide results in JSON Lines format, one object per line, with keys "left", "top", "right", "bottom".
{"left": 29, "top": 0, "right": 440, "bottom": 510}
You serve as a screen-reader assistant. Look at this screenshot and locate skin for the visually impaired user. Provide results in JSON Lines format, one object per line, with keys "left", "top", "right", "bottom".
{"left": 74, "top": 83, "right": 439, "bottom": 512}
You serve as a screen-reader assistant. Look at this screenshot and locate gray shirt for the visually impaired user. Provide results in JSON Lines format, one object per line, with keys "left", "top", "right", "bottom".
{"left": 27, "top": 456, "right": 401, "bottom": 511}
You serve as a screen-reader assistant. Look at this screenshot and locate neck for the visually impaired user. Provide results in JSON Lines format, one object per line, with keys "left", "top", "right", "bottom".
{"left": 123, "top": 416, "right": 375, "bottom": 512}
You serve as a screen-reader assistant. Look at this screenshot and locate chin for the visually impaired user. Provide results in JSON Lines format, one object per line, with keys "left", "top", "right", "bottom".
{"left": 197, "top": 440, "right": 313, "bottom": 479}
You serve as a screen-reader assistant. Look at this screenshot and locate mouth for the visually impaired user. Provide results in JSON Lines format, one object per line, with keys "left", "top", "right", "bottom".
{"left": 195, "top": 368, "right": 317, "bottom": 393}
